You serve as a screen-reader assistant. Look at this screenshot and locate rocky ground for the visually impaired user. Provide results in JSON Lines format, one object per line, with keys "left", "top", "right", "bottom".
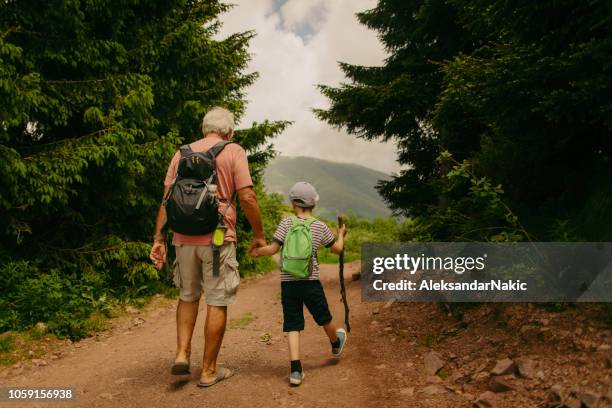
{"left": 367, "top": 301, "right": 611, "bottom": 407}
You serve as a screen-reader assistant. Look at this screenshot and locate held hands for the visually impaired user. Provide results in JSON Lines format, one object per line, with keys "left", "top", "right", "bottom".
{"left": 149, "top": 241, "right": 167, "bottom": 270}
{"left": 248, "top": 236, "right": 266, "bottom": 258}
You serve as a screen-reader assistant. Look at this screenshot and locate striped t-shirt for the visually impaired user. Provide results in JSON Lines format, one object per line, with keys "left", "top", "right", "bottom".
{"left": 273, "top": 216, "right": 336, "bottom": 281}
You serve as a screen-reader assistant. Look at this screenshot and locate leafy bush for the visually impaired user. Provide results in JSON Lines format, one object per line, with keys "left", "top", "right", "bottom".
{"left": 318, "top": 212, "right": 405, "bottom": 264}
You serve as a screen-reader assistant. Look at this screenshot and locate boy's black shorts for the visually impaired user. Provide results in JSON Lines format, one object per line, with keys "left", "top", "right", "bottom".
{"left": 281, "top": 280, "right": 333, "bottom": 332}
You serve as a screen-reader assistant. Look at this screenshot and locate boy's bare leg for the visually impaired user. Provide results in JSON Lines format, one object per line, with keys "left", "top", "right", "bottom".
{"left": 200, "top": 305, "right": 228, "bottom": 383}
{"left": 176, "top": 299, "right": 199, "bottom": 362}
{"left": 288, "top": 331, "right": 300, "bottom": 361}
{"left": 323, "top": 323, "right": 339, "bottom": 343}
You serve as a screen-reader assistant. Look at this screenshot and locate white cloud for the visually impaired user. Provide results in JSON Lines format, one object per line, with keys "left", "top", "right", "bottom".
{"left": 218, "top": 0, "right": 400, "bottom": 174}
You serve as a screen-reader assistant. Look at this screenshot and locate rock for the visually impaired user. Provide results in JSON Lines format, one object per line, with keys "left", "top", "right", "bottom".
{"left": 488, "top": 376, "right": 513, "bottom": 393}
{"left": 535, "top": 370, "right": 545, "bottom": 380}
{"left": 472, "top": 391, "right": 497, "bottom": 408}
{"left": 564, "top": 397, "right": 582, "bottom": 408}
{"left": 449, "top": 371, "right": 466, "bottom": 382}
{"left": 598, "top": 344, "right": 611, "bottom": 352}
{"left": 98, "top": 392, "right": 113, "bottom": 400}
{"left": 31, "top": 359, "right": 48, "bottom": 367}
{"left": 424, "top": 351, "right": 445, "bottom": 375}
{"left": 399, "top": 387, "right": 414, "bottom": 397}
{"left": 132, "top": 317, "right": 145, "bottom": 326}
{"left": 421, "top": 385, "right": 445, "bottom": 395}
{"left": 515, "top": 357, "right": 535, "bottom": 379}
{"left": 426, "top": 375, "right": 443, "bottom": 384}
{"left": 372, "top": 308, "right": 380, "bottom": 315}
{"left": 575, "top": 391, "right": 600, "bottom": 408}
{"left": 375, "top": 364, "right": 387, "bottom": 370}
{"left": 472, "top": 371, "right": 490, "bottom": 382}
{"left": 34, "top": 322, "right": 48, "bottom": 332}
{"left": 490, "top": 358, "right": 517, "bottom": 376}
{"left": 125, "top": 306, "right": 140, "bottom": 314}
{"left": 547, "top": 385, "right": 566, "bottom": 407}
{"left": 383, "top": 326, "right": 393, "bottom": 332}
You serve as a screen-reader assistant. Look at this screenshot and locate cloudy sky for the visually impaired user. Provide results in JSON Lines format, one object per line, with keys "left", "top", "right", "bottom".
{"left": 217, "top": 0, "right": 401, "bottom": 174}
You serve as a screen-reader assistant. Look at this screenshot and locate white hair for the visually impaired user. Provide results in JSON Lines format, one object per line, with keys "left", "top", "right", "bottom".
{"left": 202, "top": 107, "right": 235, "bottom": 136}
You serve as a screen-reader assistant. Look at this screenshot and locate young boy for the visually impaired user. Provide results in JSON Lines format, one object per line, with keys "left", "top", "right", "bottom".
{"left": 251, "top": 181, "right": 348, "bottom": 386}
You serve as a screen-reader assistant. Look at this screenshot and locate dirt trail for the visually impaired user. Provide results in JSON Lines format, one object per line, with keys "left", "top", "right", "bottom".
{"left": 6, "top": 262, "right": 608, "bottom": 407}
{"left": 1, "top": 262, "right": 424, "bottom": 408}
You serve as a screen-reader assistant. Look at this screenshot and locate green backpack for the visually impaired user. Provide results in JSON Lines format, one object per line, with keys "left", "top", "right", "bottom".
{"left": 280, "top": 216, "right": 316, "bottom": 278}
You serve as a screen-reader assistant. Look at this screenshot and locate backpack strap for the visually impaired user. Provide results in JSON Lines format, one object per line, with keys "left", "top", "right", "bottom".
{"left": 179, "top": 144, "right": 194, "bottom": 157}
{"left": 208, "top": 141, "right": 232, "bottom": 158}
{"left": 290, "top": 216, "right": 316, "bottom": 228}
{"left": 290, "top": 215, "right": 299, "bottom": 227}
{"left": 303, "top": 217, "right": 317, "bottom": 227}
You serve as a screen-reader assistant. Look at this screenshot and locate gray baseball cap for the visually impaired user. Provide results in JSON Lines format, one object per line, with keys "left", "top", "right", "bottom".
{"left": 289, "top": 182, "right": 319, "bottom": 208}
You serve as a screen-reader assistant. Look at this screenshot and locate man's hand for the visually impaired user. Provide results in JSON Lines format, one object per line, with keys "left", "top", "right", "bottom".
{"left": 150, "top": 241, "right": 167, "bottom": 270}
{"left": 337, "top": 224, "right": 347, "bottom": 238}
{"left": 248, "top": 236, "right": 266, "bottom": 256}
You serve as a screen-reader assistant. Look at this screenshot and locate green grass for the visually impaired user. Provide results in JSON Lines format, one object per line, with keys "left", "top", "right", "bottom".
{"left": 228, "top": 312, "right": 256, "bottom": 329}
{"left": 0, "top": 334, "right": 13, "bottom": 353}
{"left": 0, "top": 330, "right": 62, "bottom": 366}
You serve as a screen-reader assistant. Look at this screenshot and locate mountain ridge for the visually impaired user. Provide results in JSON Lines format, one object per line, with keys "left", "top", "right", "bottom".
{"left": 263, "top": 155, "right": 392, "bottom": 220}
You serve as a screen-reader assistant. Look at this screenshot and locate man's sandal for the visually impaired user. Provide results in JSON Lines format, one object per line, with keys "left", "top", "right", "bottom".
{"left": 197, "top": 367, "right": 234, "bottom": 388}
{"left": 170, "top": 360, "right": 190, "bottom": 375}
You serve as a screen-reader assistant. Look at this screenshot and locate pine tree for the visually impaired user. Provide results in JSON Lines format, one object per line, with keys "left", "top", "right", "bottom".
{"left": 317, "top": 0, "right": 612, "bottom": 240}
{"left": 0, "top": 0, "right": 287, "bottom": 336}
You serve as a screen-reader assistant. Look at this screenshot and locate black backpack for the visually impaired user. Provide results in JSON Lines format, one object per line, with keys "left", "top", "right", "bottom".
{"left": 165, "top": 141, "right": 232, "bottom": 235}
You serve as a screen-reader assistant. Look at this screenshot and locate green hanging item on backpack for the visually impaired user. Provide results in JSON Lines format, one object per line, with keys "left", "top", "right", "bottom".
{"left": 281, "top": 216, "right": 316, "bottom": 278}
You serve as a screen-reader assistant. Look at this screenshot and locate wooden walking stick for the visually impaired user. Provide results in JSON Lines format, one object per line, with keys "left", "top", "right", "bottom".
{"left": 338, "top": 215, "right": 351, "bottom": 332}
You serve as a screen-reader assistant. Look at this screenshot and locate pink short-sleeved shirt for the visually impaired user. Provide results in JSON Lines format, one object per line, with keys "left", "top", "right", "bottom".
{"left": 164, "top": 135, "right": 253, "bottom": 246}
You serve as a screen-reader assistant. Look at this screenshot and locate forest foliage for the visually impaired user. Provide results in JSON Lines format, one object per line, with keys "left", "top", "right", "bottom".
{"left": 0, "top": 0, "right": 286, "bottom": 338}
{"left": 317, "top": 0, "right": 612, "bottom": 242}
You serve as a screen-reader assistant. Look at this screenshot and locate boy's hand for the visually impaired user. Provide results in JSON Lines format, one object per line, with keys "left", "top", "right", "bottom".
{"left": 250, "top": 247, "right": 261, "bottom": 257}
{"left": 338, "top": 224, "right": 347, "bottom": 238}
{"left": 248, "top": 236, "right": 266, "bottom": 254}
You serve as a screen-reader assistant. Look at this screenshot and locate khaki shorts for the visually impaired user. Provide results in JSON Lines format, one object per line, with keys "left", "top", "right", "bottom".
{"left": 173, "top": 243, "right": 240, "bottom": 306}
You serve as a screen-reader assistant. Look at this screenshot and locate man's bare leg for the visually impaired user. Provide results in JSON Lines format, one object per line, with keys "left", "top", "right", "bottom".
{"left": 175, "top": 299, "right": 199, "bottom": 362}
{"left": 200, "top": 305, "right": 228, "bottom": 383}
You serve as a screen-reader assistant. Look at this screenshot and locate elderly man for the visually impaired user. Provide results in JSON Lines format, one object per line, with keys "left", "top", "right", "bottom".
{"left": 150, "top": 107, "right": 265, "bottom": 387}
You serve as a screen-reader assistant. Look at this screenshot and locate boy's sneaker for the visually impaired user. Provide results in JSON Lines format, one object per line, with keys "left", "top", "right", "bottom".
{"left": 289, "top": 370, "right": 304, "bottom": 386}
{"left": 331, "top": 328, "right": 347, "bottom": 357}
